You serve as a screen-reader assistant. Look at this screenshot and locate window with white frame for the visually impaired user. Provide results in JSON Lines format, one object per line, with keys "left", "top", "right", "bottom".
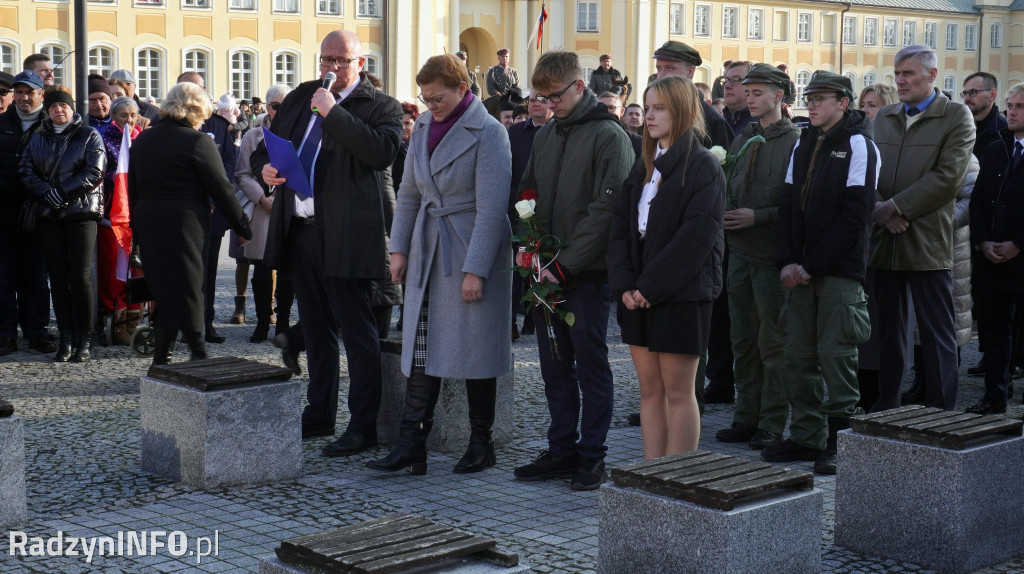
{"left": 577, "top": 2, "right": 599, "bottom": 32}
{"left": 273, "top": 0, "right": 297, "bottom": 12}
{"left": 722, "top": 7, "right": 737, "bottom": 38}
{"left": 670, "top": 3, "right": 684, "bottom": 35}
{"left": 40, "top": 44, "right": 67, "bottom": 85}
{"left": 183, "top": 0, "right": 209, "bottom": 7}
{"left": 748, "top": 8, "right": 763, "bottom": 40}
{"left": 318, "top": 0, "right": 340, "bottom": 15}
{"left": 274, "top": 52, "right": 297, "bottom": 87}
{"left": 795, "top": 70, "right": 811, "bottom": 107}
{"left": 925, "top": 22, "right": 937, "bottom": 48}
{"left": 136, "top": 48, "right": 162, "bottom": 100}
{"left": 965, "top": 24, "right": 977, "bottom": 51}
{"left": 357, "top": 0, "right": 380, "bottom": 17}
{"left": 88, "top": 0, "right": 115, "bottom": 4}
{"left": 695, "top": 5, "right": 710, "bottom": 36}
{"left": 797, "top": 13, "right": 811, "bottom": 42}
{"left": 1, "top": 43, "right": 17, "bottom": 74}
{"left": 135, "top": 0, "right": 163, "bottom": 5}
{"left": 229, "top": 0, "right": 255, "bottom": 8}
{"left": 843, "top": 16, "right": 856, "bottom": 45}
{"left": 582, "top": 67, "right": 594, "bottom": 84}
{"left": 864, "top": 17, "right": 877, "bottom": 45}
{"left": 88, "top": 46, "right": 114, "bottom": 77}
{"left": 944, "top": 75, "right": 957, "bottom": 95}
{"left": 946, "top": 23, "right": 958, "bottom": 50}
{"left": 844, "top": 71, "right": 856, "bottom": 89}
{"left": 884, "top": 19, "right": 897, "bottom": 47}
{"left": 862, "top": 72, "right": 876, "bottom": 88}
{"left": 363, "top": 55, "right": 378, "bottom": 76}
{"left": 991, "top": 22, "right": 1001, "bottom": 48}
{"left": 231, "top": 51, "right": 255, "bottom": 99}
{"left": 184, "top": 49, "right": 210, "bottom": 90}
{"left": 903, "top": 21, "right": 916, "bottom": 46}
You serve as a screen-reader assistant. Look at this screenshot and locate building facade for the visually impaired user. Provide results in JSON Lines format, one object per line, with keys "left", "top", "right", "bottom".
{"left": 2, "top": 0, "right": 1023, "bottom": 106}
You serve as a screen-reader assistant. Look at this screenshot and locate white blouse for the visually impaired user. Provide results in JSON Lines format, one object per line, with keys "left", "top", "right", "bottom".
{"left": 637, "top": 145, "right": 668, "bottom": 238}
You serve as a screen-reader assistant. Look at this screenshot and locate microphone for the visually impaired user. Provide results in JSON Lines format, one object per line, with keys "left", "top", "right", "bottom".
{"left": 312, "top": 72, "right": 337, "bottom": 115}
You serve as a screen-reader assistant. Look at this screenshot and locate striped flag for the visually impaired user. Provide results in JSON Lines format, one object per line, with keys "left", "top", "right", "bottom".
{"left": 110, "top": 125, "right": 134, "bottom": 281}
{"left": 529, "top": 4, "right": 549, "bottom": 50}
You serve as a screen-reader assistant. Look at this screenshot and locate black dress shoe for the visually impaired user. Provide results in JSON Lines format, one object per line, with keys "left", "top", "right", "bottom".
{"left": 967, "top": 363, "right": 985, "bottom": 376}
{"left": 965, "top": 399, "right": 1007, "bottom": 415}
{"left": 301, "top": 425, "right": 335, "bottom": 439}
{"left": 28, "top": 334, "right": 57, "bottom": 353}
{"left": 322, "top": 431, "right": 377, "bottom": 456}
{"left": 205, "top": 326, "right": 226, "bottom": 343}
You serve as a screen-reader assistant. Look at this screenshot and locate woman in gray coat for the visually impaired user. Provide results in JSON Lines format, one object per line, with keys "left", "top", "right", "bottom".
{"left": 368, "top": 54, "right": 513, "bottom": 475}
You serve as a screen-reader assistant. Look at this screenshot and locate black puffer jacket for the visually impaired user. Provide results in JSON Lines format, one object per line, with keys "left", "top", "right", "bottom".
{"left": 0, "top": 106, "right": 44, "bottom": 223}
{"left": 18, "top": 114, "right": 105, "bottom": 208}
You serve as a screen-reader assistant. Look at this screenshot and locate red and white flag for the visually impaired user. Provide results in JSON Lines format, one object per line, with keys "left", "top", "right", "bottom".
{"left": 111, "top": 126, "right": 133, "bottom": 281}
{"left": 529, "top": 4, "right": 549, "bottom": 50}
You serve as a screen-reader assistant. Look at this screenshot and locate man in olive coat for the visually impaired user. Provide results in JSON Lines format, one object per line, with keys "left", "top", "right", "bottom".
{"left": 254, "top": 30, "right": 403, "bottom": 455}
{"left": 870, "top": 45, "right": 975, "bottom": 412}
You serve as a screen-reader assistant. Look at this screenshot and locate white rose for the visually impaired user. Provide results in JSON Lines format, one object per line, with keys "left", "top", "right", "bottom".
{"left": 709, "top": 145, "right": 728, "bottom": 165}
{"left": 515, "top": 199, "right": 536, "bottom": 219}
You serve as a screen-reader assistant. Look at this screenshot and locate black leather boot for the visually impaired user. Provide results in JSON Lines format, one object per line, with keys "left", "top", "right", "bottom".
{"left": 250, "top": 277, "right": 273, "bottom": 343}
{"left": 184, "top": 331, "right": 208, "bottom": 361}
{"left": 366, "top": 367, "right": 441, "bottom": 475}
{"left": 814, "top": 417, "right": 850, "bottom": 475}
{"left": 71, "top": 331, "right": 92, "bottom": 363}
{"left": 454, "top": 378, "right": 497, "bottom": 473}
{"left": 54, "top": 332, "right": 73, "bottom": 363}
{"left": 152, "top": 328, "right": 177, "bottom": 366}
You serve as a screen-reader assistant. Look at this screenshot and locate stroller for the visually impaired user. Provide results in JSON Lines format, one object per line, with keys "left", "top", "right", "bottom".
{"left": 121, "top": 246, "right": 158, "bottom": 358}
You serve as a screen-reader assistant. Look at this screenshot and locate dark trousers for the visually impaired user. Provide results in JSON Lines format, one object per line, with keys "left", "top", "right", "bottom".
{"left": 978, "top": 289, "right": 1024, "bottom": 402}
{"left": 0, "top": 222, "right": 51, "bottom": 339}
{"left": 289, "top": 223, "right": 382, "bottom": 436}
{"left": 203, "top": 233, "right": 223, "bottom": 327}
{"left": 873, "top": 269, "right": 958, "bottom": 411}
{"left": 37, "top": 219, "right": 96, "bottom": 340}
{"left": 706, "top": 249, "right": 734, "bottom": 386}
{"left": 534, "top": 283, "right": 613, "bottom": 460}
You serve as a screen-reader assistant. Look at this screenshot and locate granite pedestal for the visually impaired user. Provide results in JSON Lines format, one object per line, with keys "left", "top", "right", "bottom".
{"left": 598, "top": 482, "right": 821, "bottom": 574}
{"left": 378, "top": 340, "right": 514, "bottom": 454}
{"left": 140, "top": 359, "right": 301, "bottom": 490}
{"left": 835, "top": 429, "right": 1024, "bottom": 574}
{"left": 258, "top": 554, "right": 533, "bottom": 573}
{"left": 0, "top": 415, "right": 27, "bottom": 528}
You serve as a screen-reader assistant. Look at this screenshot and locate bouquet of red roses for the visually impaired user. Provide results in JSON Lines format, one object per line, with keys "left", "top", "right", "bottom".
{"left": 510, "top": 189, "right": 574, "bottom": 358}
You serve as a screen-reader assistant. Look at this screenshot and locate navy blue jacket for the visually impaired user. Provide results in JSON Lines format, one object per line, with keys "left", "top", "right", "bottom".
{"left": 970, "top": 129, "right": 1024, "bottom": 292}
{"left": 973, "top": 105, "right": 1008, "bottom": 160}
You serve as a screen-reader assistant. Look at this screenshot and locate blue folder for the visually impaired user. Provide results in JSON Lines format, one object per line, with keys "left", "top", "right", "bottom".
{"left": 262, "top": 127, "right": 313, "bottom": 199}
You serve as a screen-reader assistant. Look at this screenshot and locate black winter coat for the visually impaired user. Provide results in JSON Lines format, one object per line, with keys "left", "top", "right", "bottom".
{"left": 18, "top": 115, "right": 106, "bottom": 213}
{"left": 127, "top": 118, "right": 251, "bottom": 331}
{"left": 252, "top": 74, "right": 403, "bottom": 279}
{"left": 0, "top": 106, "right": 43, "bottom": 223}
{"left": 776, "top": 110, "right": 878, "bottom": 282}
{"left": 970, "top": 130, "right": 1024, "bottom": 292}
{"left": 607, "top": 131, "right": 725, "bottom": 305}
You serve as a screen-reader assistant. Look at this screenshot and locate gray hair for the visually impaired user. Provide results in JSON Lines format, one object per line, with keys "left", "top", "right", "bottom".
{"left": 265, "top": 83, "right": 292, "bottom": 104}
{"left": 110, "top": 96, "right": 138, "bottom": 116}
{"left": 1005, "top": 82, "right": 1024, "bottom": 104}
{"left": 894, "top": 45, "right": 937, "bottom": 71}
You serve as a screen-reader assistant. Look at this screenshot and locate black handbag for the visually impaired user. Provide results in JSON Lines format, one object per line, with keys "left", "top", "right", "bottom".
{"left": 18, "top": 201, "right": 50, "bottom": 233}
{"left": 54, "top": 191, "right": 103, "bottom": 222}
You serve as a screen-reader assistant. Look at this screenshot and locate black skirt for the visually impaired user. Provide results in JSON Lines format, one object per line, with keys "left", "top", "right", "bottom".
{"left": 619, "top": 300, "right": 712, "bottom": 355}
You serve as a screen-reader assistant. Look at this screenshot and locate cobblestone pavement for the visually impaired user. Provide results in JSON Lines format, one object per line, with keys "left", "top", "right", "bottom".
{"left": 2, "top": 247, "right": 1023, "bottom": 573}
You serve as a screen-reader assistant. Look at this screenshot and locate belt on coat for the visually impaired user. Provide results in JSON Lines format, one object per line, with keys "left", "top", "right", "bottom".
{"left": 414, "top": 201, "right": 476, "bottom": 287}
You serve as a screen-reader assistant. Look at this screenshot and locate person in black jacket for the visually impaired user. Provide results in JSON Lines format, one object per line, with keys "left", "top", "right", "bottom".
{"left": 588, "top": 55, "right": 623, "bottom": 96}
{"left": 967, "top": 84, "right": 1024, "bottom": 415}
{"left": 0, "top": 70, "right": 55, "bottom": 356}
{"left": 254, "top": 29, "right": 402, "bottom": 455}
{"left": 607, "top": 76, "right": 725, "bottom": 459}
{"left": 128, "top": 82, "right": 252, "bottom": 366}
{"left": 19, "top": 87, "right": 106, "bottom": 363}
{"left": 767, "top": 71, "right": 877, "bottom": 475}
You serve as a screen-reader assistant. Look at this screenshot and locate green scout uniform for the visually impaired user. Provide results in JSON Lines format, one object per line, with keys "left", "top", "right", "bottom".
{"left": 726, "top": 117, "right": 800, "bottom": 434}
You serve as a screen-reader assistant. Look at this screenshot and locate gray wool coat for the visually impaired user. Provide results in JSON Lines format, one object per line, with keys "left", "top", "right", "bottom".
{"left": 390, "top": 96, "right": 513, "bottom": 379}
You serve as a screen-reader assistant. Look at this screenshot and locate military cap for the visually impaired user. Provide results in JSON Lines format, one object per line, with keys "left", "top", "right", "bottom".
{"left": 804, "top": 70, "right": 855, "bottom": 101}
{"left": 652, "top": 41, "right": 702, "bottom": 66}
{"left": 743, "top": 63, "right": 792, "bottom": 96}
{"left": 0, "top": 71, "right": 14, "bottom": 87}
{"left": 600, "top": 54, "right": 611, "bottom": 61}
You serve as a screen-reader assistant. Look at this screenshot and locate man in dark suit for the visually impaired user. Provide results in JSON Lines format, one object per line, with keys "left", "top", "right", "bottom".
{"left": 253, "top": 30, "right": 403, "bottom": 456}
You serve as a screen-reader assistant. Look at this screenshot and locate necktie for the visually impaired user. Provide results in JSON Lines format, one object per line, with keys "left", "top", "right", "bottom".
{"left": 296, "top": 114, "right": 324, "bottom": 198}
{"left": 906, "top": 106, "right": 921, "bottom": 117}
{"left": 1013, "top": 141, "right": 1023, "bottom": 172}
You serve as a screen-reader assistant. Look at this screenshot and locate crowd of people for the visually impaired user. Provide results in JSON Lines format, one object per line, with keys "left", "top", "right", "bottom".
{"left": 2, "top": 35, "right": 1022, "bottom": 490}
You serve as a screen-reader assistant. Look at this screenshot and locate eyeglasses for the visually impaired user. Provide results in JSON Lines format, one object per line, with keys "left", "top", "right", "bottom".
{"left": 803, "top": 95, "right": 837, "bottom": 108}
{"left": 724, "top": 76, "right": 745, "bottom": 85}
{"left": 319, "top": 56, "right": 361, "bottom": 68}
{"left": 533, "top": 81, "right": 578, "bottom": 105}
{"left": 960, "top": 88, "right": 990, "bottom": 99}
{"left": 418, "top": 91, "right": 452, "bottom": 106}
{"left": 269, "top": 102, "right": 281, "bottom": 110}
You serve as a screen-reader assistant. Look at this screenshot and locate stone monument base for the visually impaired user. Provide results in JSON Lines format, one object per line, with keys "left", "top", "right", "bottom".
{"left": 0, "top": 415, "right": 27, "bottom": 528}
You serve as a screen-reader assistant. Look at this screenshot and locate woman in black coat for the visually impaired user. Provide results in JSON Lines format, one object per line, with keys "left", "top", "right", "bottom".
{"left": 128, "top": 82, "right": 252, "bottom": 364}
{"left": 607, "top": 76, "right": 725, "bottom": 459}
{"left": 19, "top": 87, "right": 106, "bottom": 363}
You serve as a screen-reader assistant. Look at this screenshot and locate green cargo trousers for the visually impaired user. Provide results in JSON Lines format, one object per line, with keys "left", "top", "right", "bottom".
{"left": 727, "top": 255, "right": 789, "bottom": 433}
{"left": 782, "top": 276, "right": 870, "bottom": 450}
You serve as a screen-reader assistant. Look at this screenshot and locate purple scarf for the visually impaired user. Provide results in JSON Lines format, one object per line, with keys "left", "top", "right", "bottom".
{"left": 427, "top": 90, "right": 474, "bottom": 157}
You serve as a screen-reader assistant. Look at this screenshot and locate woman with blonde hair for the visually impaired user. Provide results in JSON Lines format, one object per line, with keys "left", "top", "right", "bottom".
{"left": 859, "top": 83, "right": 898, "bottom": 121}
{"left": 607, "top": 76, "right": 726, "bottom": 458}
{"left": 127, "top": 82, "right": 252, "bottom": 364}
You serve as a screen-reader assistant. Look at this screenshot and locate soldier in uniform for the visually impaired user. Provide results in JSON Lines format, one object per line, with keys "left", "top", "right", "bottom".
{"left": 486, "top": 49, "right": 521, "bottom": 98}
